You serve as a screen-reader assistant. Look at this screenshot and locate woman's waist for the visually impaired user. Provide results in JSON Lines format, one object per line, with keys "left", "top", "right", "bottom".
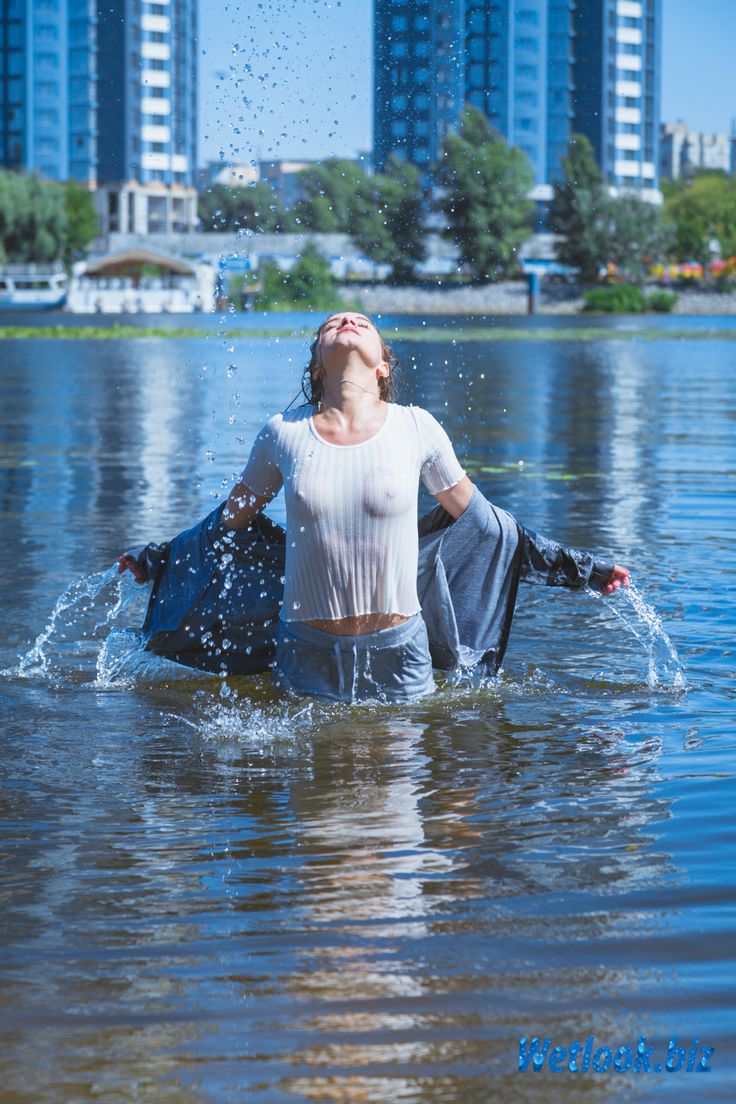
{"left": 279, "top": 611, "right": 424, "bottom": 647}
{"left": 300, "top": 612, "right": 411, "bottom": 636}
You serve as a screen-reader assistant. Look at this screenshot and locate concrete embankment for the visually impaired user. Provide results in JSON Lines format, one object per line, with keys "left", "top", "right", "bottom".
{"left": 340, "top": 281, "right": 736, "bottom": 316}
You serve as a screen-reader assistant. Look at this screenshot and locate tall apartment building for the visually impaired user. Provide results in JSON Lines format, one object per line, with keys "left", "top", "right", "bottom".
{"left": 0, "top": 0, "right": 97, "bottom": 184}
{"left": 573, "top": 0, "right": 660, "bottom": 197}
{"left": 374, "top": 0, "right": 660, "bottom": 195}
{"left": 1, "top": 0, "right": 197, "bottom": 234}
{"left": 96, "top": 0, "right": 198, "bottom": 235}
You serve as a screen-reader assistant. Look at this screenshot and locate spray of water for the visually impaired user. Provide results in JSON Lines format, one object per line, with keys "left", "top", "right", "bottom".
{"left": 11, "top": 566, "right": 144, "bottom": 682}
{"left": 587, "top": 583, "right": 685, "bottom": 691}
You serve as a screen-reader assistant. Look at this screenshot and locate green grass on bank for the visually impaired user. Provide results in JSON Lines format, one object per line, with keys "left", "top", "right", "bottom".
{"left": 1, "top": 322, "right": 735, "bottom": 342}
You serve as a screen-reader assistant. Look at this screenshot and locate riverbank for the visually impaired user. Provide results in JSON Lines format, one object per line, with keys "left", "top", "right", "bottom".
{"left": 2, "top": 322, "right": 736, "bottom": 341}
{"left": 339, "top": 280, "right": 736, "bottom": 316}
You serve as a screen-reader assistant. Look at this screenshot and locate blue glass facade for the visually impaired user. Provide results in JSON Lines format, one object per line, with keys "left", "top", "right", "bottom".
{"left": 0, "top": 0, "right": 96, "bottom": 183}
{"left": 374, "top": 0, "right": 659, "bottom": 191}
{"left": 374, "top": 0, "right": 465, "bottom": 174}
{"left": 375, "top": 0, "right": 575, "bottom": 186}
{"left": 0, "top": 0, "right": 27, "bottom": 171}
{"left": 1, "top": 0, "right": 197, "bottom": 200}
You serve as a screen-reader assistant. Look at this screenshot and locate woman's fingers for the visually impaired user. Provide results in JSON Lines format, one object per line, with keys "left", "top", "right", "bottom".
{"left": 117, "top": 554, "right": 145, "bottom": 584}
{"left": 601, "top": 565, "right": 631, "bottom": 596}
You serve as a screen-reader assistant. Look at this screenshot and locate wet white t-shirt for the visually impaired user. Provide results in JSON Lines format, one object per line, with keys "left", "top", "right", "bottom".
{"left": 240, "top": 404, "right": 466, "bottom": 622}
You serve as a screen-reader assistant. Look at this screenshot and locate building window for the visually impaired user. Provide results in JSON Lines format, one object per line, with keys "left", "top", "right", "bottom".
{"left": 391, "top": 15, "right": 407, "bottom": 30}
{"left": 392, "top": 93, "right": 407, "bottom": 110}
{"left": 390, "top": 41, "right": 407, "bottom": 57}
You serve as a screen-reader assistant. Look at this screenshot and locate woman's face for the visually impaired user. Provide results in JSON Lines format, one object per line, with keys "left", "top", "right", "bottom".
{"left": 318, "top": 312, "right": 385, "bottom": 371}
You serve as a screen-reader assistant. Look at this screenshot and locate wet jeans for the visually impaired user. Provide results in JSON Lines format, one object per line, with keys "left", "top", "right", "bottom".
{"left": 274, "top": 613, "right": 436, "bottom": 704}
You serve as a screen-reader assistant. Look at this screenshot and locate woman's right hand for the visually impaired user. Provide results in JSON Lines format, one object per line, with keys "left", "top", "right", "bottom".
{"left": 117, "top": 554, "right": 147, "bottom": 585}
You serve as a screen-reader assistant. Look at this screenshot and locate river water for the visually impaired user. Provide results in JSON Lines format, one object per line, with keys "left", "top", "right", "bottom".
{"left": 1, "top": 314, "right": 734, "bottom": 1102}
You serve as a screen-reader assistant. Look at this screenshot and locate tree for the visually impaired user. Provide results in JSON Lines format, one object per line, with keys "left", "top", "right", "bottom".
{"left": 63, "top": 181, "right": 99, "bottom": 264}
{"left": 352, "top": 155, "right": 427, "bottom": 283}
{"left": 292, "top": 158, "right": 367, "bottom": 232}
{"left": 605, "top": 192, "right": 673, "bottom": 279}
{"left": 253, "top": 242, "right": 341, "bottom": 310}
{"left": 549, "top": 134, "right": 611, "bottom": 282}
{"left": 435, "top": 106, "right": 534, "bottom": 282}
{"left": 198, "top": 181, "right": 292, "bottom": 232}
{"left": 664, "top": 172, "right": 736, "bottom": 263}
{"left": 0, "top": 171, "right": 67, "bottom": 263}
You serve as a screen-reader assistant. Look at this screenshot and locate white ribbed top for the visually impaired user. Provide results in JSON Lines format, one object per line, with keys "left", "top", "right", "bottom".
{"left": 240, "top": 403, "right": 466, "bottom": 622}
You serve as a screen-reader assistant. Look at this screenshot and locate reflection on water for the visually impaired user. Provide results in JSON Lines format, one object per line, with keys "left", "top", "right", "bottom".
{"left": 1, "top": 321, "right": 735, "bottom": 1101}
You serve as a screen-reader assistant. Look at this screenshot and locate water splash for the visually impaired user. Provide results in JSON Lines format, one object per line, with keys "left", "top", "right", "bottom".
{"left": 10, "top": 566, "right": 145, "bottom": 683}
{"left": 588, "top": 583, "right": 685, "bottom": 691}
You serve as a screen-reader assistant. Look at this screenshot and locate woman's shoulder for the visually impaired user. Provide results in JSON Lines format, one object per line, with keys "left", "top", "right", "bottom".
{"left": 261, "top": 406, "right": 311, "bottom": 432}
{"left": 393, "top": 404, "right": 443, "bottom": 430}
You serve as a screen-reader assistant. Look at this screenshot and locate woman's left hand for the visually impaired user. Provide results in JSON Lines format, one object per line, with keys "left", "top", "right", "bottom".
{"left": 117, "top": 553, "right": 147, "bottom": 585}
{"left": 601, "top": 564, "right": 631, "bottom": 596}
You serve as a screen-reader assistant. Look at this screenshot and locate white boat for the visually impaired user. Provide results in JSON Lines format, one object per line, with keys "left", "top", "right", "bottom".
{"left": 0, "top": 264, "right": 68, "bottom": 310}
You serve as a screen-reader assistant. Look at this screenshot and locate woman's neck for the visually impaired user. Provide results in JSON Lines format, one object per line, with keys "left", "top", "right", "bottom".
{"left": 317, "top": 377, "right": 383, "bottom": 422}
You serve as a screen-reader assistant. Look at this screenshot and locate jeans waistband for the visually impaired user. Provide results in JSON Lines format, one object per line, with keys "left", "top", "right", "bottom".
{"left": 279, "top": 612, "right": 424, "bottom": 652}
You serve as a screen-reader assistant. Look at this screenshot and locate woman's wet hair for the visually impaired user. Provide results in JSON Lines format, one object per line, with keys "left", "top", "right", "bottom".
{"left": 301, "top": 314, "right": 399, "bottom": 405}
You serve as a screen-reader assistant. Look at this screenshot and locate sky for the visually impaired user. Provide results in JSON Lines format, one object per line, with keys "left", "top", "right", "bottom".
{"left": 199, "top": 0, "right": 736, "bottom": 167}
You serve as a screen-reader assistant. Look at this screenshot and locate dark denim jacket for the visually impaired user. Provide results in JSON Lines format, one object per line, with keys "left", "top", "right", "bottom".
{"left": 129, "top": 488, "right": 613, "bottom": 676}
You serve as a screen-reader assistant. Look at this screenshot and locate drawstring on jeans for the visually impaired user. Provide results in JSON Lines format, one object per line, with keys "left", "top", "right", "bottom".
{"left": 334, "top": 641, "right": 345, "bottom": 697}
{"left": 333, "top": 640, "right": 360, "bottom": 702}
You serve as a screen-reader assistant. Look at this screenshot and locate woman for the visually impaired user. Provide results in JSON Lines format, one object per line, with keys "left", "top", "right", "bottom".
{"left": 204, "top": 311, "right": 629, "bottom": 703}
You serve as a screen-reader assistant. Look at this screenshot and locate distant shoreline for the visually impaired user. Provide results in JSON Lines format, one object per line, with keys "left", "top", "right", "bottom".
{"left": 339, "top": 280, "right": 736, "bottom": 317}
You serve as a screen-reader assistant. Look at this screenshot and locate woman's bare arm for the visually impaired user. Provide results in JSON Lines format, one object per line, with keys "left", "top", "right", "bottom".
{"left": 434, "top": 475, "right": 475, "bottom": 520}
{"left": 117, "top": 481, "right": 275, "bottom": 583}
{"left": 221, "top": 481, "right": 275, "bottom": 529}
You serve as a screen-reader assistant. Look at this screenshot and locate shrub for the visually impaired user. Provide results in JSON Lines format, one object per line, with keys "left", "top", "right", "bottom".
{"left": 582, "top": 285, "right": 647, "bottom": 313}
{"left": 646, "top": 290, "right": 678, "bottom": 313}
{"left": 253, "top": 245, "right": 349, "bottom": 311}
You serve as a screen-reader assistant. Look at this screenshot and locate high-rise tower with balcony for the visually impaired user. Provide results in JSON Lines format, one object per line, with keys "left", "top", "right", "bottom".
{"left": 96, "top": 0, "right": 198, "bottom": 235}
{"left": 573, "top": 0, "right": 660, "bottom": 196}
